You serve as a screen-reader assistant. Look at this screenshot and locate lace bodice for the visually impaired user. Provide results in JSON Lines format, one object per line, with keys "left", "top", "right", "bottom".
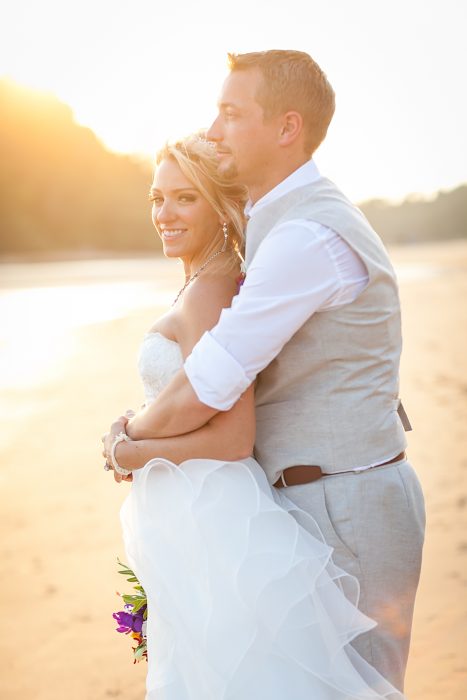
{"left": 137, "top": 332, "right": 183, "bottom": 403}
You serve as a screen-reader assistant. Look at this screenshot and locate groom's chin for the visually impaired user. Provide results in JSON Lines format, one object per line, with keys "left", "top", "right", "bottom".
{"left": 218, "top": 159, "right": 239, "bottom": 181}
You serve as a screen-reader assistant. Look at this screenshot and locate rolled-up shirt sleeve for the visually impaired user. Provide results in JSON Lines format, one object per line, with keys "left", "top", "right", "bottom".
{"left": 184, "top": 331, "right": 251, "bottom": 410}
{"left": 184, "top": 220, "right": 367, "bottom": 410}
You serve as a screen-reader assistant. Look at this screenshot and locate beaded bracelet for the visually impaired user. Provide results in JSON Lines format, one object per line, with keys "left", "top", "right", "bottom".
{"left": 110, "top": 432, "right": 132, "bottom": 476}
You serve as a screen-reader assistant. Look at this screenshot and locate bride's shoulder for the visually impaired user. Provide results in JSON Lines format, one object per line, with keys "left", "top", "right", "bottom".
{"left": 178, "top": 273, "right": 238, "bottom": 335}
{"left": 183, "top": 272, "right": 238, "bottom": 310}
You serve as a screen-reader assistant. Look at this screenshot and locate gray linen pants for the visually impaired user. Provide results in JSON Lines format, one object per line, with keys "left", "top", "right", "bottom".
{"left": 283, "top": 458, "right": 425, "bottom": 692}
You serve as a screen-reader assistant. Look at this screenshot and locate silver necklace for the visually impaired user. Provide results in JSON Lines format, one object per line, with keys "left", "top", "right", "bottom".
{"left": 172, "top": 247, "right": 225, "bottom": 306}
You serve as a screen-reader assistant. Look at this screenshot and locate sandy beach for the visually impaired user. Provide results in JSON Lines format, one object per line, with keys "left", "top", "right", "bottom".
{"left": 1, "top": 241, "right": 466, "bottom": 699}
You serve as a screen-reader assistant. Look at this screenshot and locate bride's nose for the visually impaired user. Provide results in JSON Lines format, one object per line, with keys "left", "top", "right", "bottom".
{"left": 156, "top": 198, "right": 177, "bottom": 224}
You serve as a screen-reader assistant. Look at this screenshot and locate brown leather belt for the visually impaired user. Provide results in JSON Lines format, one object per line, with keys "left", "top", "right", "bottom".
{"left": 273, "top": 451, "right": 406, "bottom": 489}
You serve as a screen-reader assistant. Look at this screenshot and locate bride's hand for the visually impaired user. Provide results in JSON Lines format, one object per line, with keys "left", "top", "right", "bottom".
{"left": 101, "top": 413, "right": 134, "bottom": 483}
{"left": 102, "top": 416, "right": 127, "bottom": 457}
{"left": 102, "top": 409, "right": 136, "bottom": 453}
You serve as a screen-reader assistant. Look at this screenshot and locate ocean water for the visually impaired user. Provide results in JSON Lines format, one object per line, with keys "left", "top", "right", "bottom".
{"left": 0, "top": 257, "right": 179, "bottom": 392}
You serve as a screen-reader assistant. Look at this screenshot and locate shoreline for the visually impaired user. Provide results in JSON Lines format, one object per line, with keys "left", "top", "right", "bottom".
{"left": 1, "top": 236, "right": 466, "bottom": 265}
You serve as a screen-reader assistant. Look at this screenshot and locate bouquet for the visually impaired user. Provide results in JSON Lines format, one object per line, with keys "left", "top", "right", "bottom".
{"left": 113, "top": 558, "right": 148, "bottom": 662}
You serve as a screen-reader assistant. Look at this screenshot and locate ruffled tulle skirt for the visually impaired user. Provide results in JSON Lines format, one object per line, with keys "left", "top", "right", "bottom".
{"left": 120, "top": 457, "right": 404, "bottom": 700}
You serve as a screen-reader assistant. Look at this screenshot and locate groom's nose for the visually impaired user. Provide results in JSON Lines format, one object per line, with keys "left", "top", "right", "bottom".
{"left": 207, "top": 115, "right": 222, "bottom": 142}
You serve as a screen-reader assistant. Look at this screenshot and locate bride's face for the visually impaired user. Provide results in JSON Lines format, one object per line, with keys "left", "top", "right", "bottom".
{"left": 150, "top": 158, "right": 221, "bottom": 265}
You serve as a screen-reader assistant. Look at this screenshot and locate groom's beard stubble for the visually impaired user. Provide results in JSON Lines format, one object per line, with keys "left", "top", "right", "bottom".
{"left": 218, "top": 157, "right": 239, "bottom": 181}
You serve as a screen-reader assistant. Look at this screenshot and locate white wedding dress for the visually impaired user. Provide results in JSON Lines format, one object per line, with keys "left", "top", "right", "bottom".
{"left": 120, "top": 332, "right": 404, "bottom": 700}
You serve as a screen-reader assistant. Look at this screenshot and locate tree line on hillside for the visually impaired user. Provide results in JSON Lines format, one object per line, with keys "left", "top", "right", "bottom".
{"left": 360, "top": 187, "right": 467, "bottom": 245}
{"left": 1, "top": 79, "right": 466, "bottom": 256}
{"left": 0, "top": 80, "right": 157, "bottom": 255}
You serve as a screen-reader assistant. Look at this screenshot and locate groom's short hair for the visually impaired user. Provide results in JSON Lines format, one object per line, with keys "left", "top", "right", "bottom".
{"left": 228, "top": 50, "right": 335, "bottom": 156}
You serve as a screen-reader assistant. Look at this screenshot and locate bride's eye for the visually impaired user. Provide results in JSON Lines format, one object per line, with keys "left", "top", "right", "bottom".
{"left": 179, "top": 194, "right": 197, "bottom": 203}
{"left": 149, "top": 193, "right": 163, "bottom": 205}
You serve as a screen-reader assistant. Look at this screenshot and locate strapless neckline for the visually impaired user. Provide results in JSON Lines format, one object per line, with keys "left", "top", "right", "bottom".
{"left": 144, "top": 330, "right": 179, "bottom": 346}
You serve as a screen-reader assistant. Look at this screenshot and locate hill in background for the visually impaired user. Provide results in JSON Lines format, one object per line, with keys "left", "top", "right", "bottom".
{"left": 1, "top": 79, "right": 466, "bottom": 256}
{"left": 0, "top": 80, "right": 157, "bottom": 255}
{"left": 360, "top": 187, "right": 467, "bottom": 245}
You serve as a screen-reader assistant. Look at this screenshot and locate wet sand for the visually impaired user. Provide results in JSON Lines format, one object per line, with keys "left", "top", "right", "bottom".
{"left": 1, "top": 241, "right": 466, "bottom": 699}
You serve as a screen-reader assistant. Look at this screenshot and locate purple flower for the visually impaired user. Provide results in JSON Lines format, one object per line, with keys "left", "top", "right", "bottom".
{"left": 113, "top": 610, "right": 134, "bottom": 634}
{"left": 113, "top": 605, "right": 146, "bottom": 634}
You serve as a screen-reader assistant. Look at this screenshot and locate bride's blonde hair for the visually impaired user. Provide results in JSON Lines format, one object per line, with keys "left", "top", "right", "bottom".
{"left": 154, "top": 133, "right": 248, "bottom": 273}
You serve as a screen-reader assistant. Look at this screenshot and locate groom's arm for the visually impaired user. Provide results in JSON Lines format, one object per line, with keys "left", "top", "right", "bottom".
{"left": 126, "top": 367, "right": 218, "bottom": 439}
{"left": 127, "top": 222, "right": 368, "bottom": 439}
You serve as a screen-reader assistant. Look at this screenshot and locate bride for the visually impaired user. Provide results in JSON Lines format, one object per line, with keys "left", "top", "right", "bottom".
{"left": 102, "top": 134, "right": 403, "bottom": 700}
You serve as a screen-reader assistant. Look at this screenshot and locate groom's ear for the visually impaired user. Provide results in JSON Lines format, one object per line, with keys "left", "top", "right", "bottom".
{"left": 278, "top": 111, "right": 303, "bottom": 147}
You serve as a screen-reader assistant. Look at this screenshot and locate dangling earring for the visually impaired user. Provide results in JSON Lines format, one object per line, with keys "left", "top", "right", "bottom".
{"left": 221, "top": 222, "right": 228, "bottom": 252}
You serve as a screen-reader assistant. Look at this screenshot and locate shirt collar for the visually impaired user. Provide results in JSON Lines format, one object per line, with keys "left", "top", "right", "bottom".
{"left": 245, "top": 159, "right": 321, "bottom": 218}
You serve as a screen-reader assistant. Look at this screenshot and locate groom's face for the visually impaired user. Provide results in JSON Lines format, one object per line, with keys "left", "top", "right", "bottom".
{"left": 207, "top": 69, "right": 281, "bottom": 186}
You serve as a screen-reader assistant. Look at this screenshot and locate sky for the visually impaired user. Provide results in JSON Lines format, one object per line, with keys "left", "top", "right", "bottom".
{"left": 1, "top": 0, "right": 466, "bottom": 202}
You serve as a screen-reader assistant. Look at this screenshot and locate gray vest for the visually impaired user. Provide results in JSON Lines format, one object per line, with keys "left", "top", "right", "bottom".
{"left": 245, "top": 177, "right": 408, "bottom": 484}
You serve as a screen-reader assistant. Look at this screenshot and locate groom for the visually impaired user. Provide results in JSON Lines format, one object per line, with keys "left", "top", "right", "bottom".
{"left": 127, "top": 50, "right": 425, "bottom": 690}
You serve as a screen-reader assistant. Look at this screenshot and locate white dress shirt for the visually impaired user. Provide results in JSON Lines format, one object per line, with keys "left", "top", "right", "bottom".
{"left": 184, "top": 160, "right": 369, "bottom": 411}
